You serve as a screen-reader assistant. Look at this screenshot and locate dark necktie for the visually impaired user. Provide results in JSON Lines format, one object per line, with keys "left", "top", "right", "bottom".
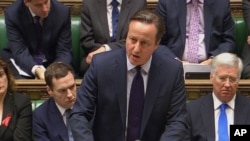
{"left": 218, "top": 104, "right": 229, "bottom": 141}
{"left": 34, "top": 16, "right": 44, "bottom": 65}
{"left": 111, "top": 0, "right": 119, "bottom": 42}
{"left": 65, "top": 109, "right": 74, "bottom": 141}
{"left": 127, "top": 66, "right": 144, "bottom": 141}
{"left": 187, "top": 0, "right": 200, "bottom": 63}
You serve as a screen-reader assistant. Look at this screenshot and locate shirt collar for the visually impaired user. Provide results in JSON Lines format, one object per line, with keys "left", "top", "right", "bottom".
{"left": 55, "top": 102, "right": 67, "bottom": 116}
{"left": 127, "top": 55, "right": 151, "bottom": 75}
{"left": 187, "top": 0, "right": 204, "bottom": 4}
{"left": 213, "top": 93, "right": 236, "bottom": 111}
{"left": 107, "top": 0, "right": 122, "bottom": 6}
{"left": 28, "top": 7, "right": 36, "bottom": 17}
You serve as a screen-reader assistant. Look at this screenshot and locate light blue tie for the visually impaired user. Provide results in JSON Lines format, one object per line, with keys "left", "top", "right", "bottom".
{"left": 218, "top": 104, "right": 229, "bottom": 141}
{"left": 66, "top": 109, "right": 74, "bottom": 141}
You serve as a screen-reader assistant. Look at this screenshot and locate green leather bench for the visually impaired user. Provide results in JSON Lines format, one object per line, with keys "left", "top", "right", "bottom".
{"left": 0, "top": 16, "right": 248, "bottom": 69}
{"left": 234, "top": 17, "right": 248, "bottom": 57}
{"left": 0, "top": 16, "right": 84, "bottom": 71}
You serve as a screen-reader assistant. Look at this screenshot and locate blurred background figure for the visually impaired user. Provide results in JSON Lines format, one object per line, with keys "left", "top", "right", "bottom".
{"left": 0, "top": 0, "right": 73, "bottom": 79}
{"left": 79, "top": 0, "right": 146, "bottom": 76}
{"left": 0, "top": 56, "right": 32, "bottom": 141}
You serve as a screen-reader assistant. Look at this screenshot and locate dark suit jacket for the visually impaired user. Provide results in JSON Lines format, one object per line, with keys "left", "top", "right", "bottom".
{"left": 186, "top": 93, "right": 250, "bottom": 141}
{"left": 241, "top": 0, "right": 250, "bottom": 78}
{"left": 156, "top": 0, "right": 235, "bottom": 59}
{"left": 69, "top": 47, "right": 187, "bottom": 141}
{"left": 0, "top": 92, "right": 32, "bottom": 141}
{"left": 80, "top": 0, "right": 146, "bottom": 54}
{"left": 33, "top": 98, "right": 70, "bottom": 141}
{"left": 1, "top": 0, "right": 72, "bottom": 76}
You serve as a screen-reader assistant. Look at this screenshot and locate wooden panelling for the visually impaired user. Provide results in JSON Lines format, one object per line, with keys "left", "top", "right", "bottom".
{"left": 0, "top": 0, "right": 243, "bottom": 17}
{"left": 15, "top": 79, "right": 250, "bottom": 101}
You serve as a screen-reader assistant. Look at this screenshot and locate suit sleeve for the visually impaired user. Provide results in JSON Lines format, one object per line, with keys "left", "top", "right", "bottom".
{"left": 69, "top": 56, "right": 98, "bottom": 141}
{"left": 54, "top": 8, "right": 72, "bottom": 65}
{"left": 159, "top": 64, "right": 188, "bottom": 141}
{"left": 243, "top": 0, "right": 250, "bottom": 34}
{"left": 14, "top": 94, "right": 32, "bottom": 141}
{"left": 208, "top": 0, "right": 236, "bottom": 56}
{"left": 32, "top": 110, "right": 51, "bottom": 141}
{"left": 4, "top": 10, "right": 37, "bottom": 74}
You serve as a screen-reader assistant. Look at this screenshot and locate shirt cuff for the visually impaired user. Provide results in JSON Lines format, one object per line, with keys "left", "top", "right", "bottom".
{"left": 31, "top": 65, "right": 46, "bottom": 75}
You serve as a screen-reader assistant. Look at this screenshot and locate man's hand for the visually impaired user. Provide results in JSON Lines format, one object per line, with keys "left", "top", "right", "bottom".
{"left": 200, "top": 58, "right": 212, "bottom": 65}
{"left": 86, "top": 46, "right": 106, "bottom": 64}
{"left": 35, "top": 67, "right": 45, "bottom": 79}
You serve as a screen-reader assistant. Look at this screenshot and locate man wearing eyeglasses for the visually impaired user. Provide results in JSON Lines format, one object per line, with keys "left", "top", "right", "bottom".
{"left": 185, "top": 53, "right": 250, "bottom": 141}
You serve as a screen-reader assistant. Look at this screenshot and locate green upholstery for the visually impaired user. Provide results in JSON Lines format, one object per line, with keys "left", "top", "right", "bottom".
{"left": 0, "top": 16, "right": 7, "bottom": 51}
{"left": 31, "top": 100, "right": 46, "bottom": 110}
{"left": 0, "top": 16, "right": 247, "bottom": 68}
{"left": 0, "top": 16, "right": 84, "bottom": 68}
{"left": 234, "top": 17, "right": 248, "bottom": 57}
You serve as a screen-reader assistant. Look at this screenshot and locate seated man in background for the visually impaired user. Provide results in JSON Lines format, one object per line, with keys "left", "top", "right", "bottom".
{"left": 0, "top": 0, "right": 72, "bottom": 79}
{"left": 156, "top": 0, "right": 235, "bottom": 65}
{"left": 33, "top": 62, "right": 76, "bottom": 141}
{"left": 79, "top": 0, "right": 146, "bottom": 76}
{"left": 185, "top": 53, "right": 250, "bottom": 140}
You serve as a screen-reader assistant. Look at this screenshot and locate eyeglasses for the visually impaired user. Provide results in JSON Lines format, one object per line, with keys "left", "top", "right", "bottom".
{"left": 216, "top": 75, "right": 239, "bottom": 84}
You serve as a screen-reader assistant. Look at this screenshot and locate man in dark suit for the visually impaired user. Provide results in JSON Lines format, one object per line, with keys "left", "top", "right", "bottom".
{"left": 33, "top": 62, "right": 77, "bottom": 141}
{"left": 79, "top": 0, "right": 146, "bottom": 76}
{"left": 69, "top": 10, "right": 187, "bottom": 141}
{"left": 186, "top": 53, "right": 250, "bottom": 141}
{"left": 0, "top": 0, "right": 72, "bottom": 79}
{"left": 156, "top": 0, "right": 235, "bottom": 65}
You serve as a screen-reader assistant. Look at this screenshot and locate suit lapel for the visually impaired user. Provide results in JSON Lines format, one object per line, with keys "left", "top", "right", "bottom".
{"left": 234, "top": 94, "right": 249, "bottom": 124}
{"left": 179, "top": 0, "right": 187, "bottom": 46}
{"left": 49, "top": 99, "right": 69, "bottom": 141}
{"left": 21, "top": 6, "right": 38, "bottom": 52}
{"left": 0, "top": 93, "right": 14, "bottom": 137}
{"left": 140, "top": 53, "right": 162, "bottom": 137}
{"left": 97, "top": 0, "right": 110, "bottom": 40}
{"left": 116, "top": 0, "right": 129, "bottom": 39}
{"left": 113, "top": 49, "right": 127, "bottom": 132}
{"left": 200, "top": 95, "right": 215, "bottom": 141}
{"left": 204, "top": 0, "right": 214, "bottom": 53}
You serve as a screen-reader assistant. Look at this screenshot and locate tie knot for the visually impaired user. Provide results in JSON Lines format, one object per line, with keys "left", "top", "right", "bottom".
{"left": 34, "top": 16, "right": 40, "bottom": 23}
{"left": 220, "top": 104, "right": 228, "bottom": 111}
{"left": 192, "top": 0, "right": 198, "bottom": 6}
{"left": 65, "top": 109, "right": 72, "bottom": 117}
{"left": 135, "top": 66, "right": 141, "bottom": 73}
{"left": 111, "top": 0, "right": 119, "bottom": 7}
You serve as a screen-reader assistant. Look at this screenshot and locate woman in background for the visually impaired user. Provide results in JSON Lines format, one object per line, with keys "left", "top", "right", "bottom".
{"left": 0, "top": 57, "right": 32, "bottom": 141}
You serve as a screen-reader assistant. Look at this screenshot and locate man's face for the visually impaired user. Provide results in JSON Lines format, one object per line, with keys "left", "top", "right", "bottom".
{"left": 47, "top": 72, "right": 76, "bottom": 109}
{"left": 210, "top": 65, "right": 239, "bottom": 103}
{"left": 126, "top": 21, "right": 159, "bottom": 66}
{"left": 24, "top": 0, "right": 50, "bottom": 18}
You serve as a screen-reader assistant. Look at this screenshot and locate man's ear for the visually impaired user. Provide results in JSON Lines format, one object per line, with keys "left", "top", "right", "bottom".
{"left": 23, "top": 0, "right": 30, "bottom": 7}
{"left": 46, "top": 85, "right": 53, "bottom": 97}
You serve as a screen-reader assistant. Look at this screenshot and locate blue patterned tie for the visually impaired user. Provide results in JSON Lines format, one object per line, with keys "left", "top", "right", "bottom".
{"left": 66, "top": 109, "right": 74, "bottom": 141}
{"left": 218, "top": 104, "right": 229, "bottom": 141}
{"left": 111, "top": 0, "right": 119, "bottom": 42}
{"left": 127, "top": 66, "right": 144, "bottom": 141}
